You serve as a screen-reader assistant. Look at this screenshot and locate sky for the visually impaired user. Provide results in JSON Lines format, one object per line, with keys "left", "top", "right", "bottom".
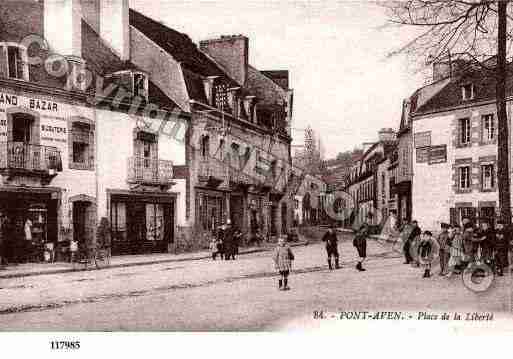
{"left": 130, "top": 0, "right": 426, "bottom": 159}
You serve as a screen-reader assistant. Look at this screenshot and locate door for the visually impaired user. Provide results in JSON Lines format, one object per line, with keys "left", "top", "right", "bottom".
{"left": 127, "top": 202, "right": 146, "bottom": 253}
{"left": 230, "top": 194, "right": 244, "bottom": 231}
{"left": 73, "top": 202, "right": 87, "bottom": 246}
{"left": 281, "top": 203, "right": 287, "bottom": 234}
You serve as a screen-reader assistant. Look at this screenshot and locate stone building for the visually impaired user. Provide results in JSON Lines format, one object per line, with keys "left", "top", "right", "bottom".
{"left": 129, "top": 11, "right": 295, "bottom": 241}
{"left": 411, "top": 62, "right": 513, "bottom": 230}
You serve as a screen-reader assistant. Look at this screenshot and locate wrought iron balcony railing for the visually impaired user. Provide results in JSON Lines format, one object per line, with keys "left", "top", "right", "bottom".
{"left": 127, "top": 157, "right": 174, "bottom": 185}
{"left": 0, "top": 141, "right": 62, "bottom": 175}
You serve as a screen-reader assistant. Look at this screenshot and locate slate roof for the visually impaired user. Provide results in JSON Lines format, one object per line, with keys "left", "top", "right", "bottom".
{"left": 415, "top": 65, "right": 513, "bottom": 115}
{"left": 129, "top": 8, "right": 239, "bottom": 104}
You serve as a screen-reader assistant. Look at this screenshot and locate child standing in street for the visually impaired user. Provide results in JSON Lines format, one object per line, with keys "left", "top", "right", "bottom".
{"left": 273, "top": 237, "right": 295, "bottom": 291}
{"left": 210, "top": 237, "right": 220, "bottom": 260}
{"left": 418, "top": 231, "right": 439, "bottom": 278}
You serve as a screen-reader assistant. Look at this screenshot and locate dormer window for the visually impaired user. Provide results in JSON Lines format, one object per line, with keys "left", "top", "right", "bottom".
{"left": 107, "top": 70, "right": 149, "bottom": 101}
{"left": 462, "top": 83, "right": 474, "bottom": 100}
{"left": 0, "top": 43, "right": 29, "bottom": 81}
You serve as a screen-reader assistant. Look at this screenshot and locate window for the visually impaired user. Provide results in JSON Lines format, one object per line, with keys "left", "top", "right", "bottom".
{"left": 481, "top": 164, "right": 495, "bottom": 190}
{"left": 459, "top": 166, "right": 471, "bottom": 190}
{"left": 459, "top": 118, "right": 471, "bottom": 145}
{"left": 133, "top": 73, "right": 148, "bottom": 99}
{"left": 72, "top": 142, "right": 88, "bottom": 163}
{"left": 69, "top": 121, "right": 94, "bottom": 170}
{"left": 107, "top": 71, "right": 148, "bottom": 100}
{"left": 201, "top": 136, "right": 210, "bottom": 158}
{"left": 482, "top": 114, "right": 495, "bottom": 142}
{"left": 462, "top": 84, "right": 474, "bottom": 100}
{"left": 1, "top": 44, "right": 28, "bottom": 80}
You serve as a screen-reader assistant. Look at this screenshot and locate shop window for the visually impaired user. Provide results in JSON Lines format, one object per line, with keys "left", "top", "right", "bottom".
{"left": 481, "top": 164, "right": 495, "bottom": 190}
{"left": 459, "top": 118, "right": 471, "bottom": 145}
{"left": 69, "top": 121, "right": 94, "bottom": 170}
{"left": 146, "top": 203, "right": 164, "bottom": 241}
{"left": 201, "top": 136, "right": 210, "bottom": 159}
{"left": 459, "top": 166, "right": 471, "bottom": 190}
{"left": 481, "top": 114, "right": 495, "bottom": 143}
{"left": 110, "top": 202, "right": 127, "bottom": 242}
{"left": 462, "top": 83, "right": 474, "bottom": 100}
{"left": 0, "top": 43, "right": 29, "bottom": 81}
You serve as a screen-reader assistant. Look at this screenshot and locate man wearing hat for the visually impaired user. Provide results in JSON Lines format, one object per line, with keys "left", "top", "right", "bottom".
{"left": 437, "top": 223, "right": 451, "bottom": 276}
{"left": 322, "top": 226, "right": 339, "bottom": 270}
{"left": 494, "top": 219, "right": 509, "bottom": 276}
{"left": 353, "top": 212, "right": 372, "bottom": 271}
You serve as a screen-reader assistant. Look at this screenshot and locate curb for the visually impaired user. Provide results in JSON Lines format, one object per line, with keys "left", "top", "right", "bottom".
{"left": 0, "top": 241, "right": 309, "bottom": 280}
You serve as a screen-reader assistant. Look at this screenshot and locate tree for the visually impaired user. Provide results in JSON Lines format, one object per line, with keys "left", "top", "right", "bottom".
{"left": 383, "top": 0, "right": 512, "bottom": 224}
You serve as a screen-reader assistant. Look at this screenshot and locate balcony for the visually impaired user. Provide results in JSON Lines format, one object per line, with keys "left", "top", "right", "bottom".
{"left": 127, "top": 157, "right": 174, "bottom": 186}
{"left": 229, "top": 167, "right": 254, "bottom": 190}
{"left": 0, "top": 141, "right": 62, "bottom": 182}
{"left": 197, "top": 160, "right": 226, "bottom": 187}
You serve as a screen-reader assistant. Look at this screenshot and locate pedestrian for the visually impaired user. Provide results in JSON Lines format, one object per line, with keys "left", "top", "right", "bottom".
{"left": 461, "top": 220, "right": 475, "bottom": 269}
{"left": 353, "top": 213, "right": 372, "bottom": 271}
{"left": 494, "top": 220, "right": 509, "bottom": 276}
{"left": 69, "top": 237, "right": 79, "bottom": 263}
{"left": 23, "top": 217, "right": 33, "bottom": 263}
{"left": 222, "top": 219, "right": 236, "bottom": 260}
{"left": 447, "top": 224, "right": 463, "bottom": 276}
{"left": 0, "top": 212, "right": 6, "bottom": 267}
{"left": 273, "top": 236, "right": 295, "bottom": 290}
{"left": 476, "top": 220, "right": 495, "bottom": 266}
{"left": 404, "top": 220, "right": 421, "bottom": 264}
{"left": 437, "top": 223, "right": 451, "bottom": 276}
{"left": 322, "top": 226, "right": 339, "bottom": 270}
{"left": 210, "top": 237, "right": 220, "bottom": 260}
{"left": 418, "top": 230, "right": 438, "bottom": 278}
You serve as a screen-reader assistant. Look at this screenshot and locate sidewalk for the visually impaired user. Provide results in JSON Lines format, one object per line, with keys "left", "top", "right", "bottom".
{"left": 0, "top": 240, "right": 309, "bottom": 280}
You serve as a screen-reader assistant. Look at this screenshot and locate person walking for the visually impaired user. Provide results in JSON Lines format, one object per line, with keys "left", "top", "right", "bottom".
{"left": 322, "top": 227, "right": 339, "bottom": 270}
{"left": 222, "top": 219, "right": 236, "bottom": 260}
{"left": 353, "top": 213, "right": 372, "bottom": 272}
{"left": 404, "top": 220, "right": 421, "bottom": 264}
{"left": 437, "top": 223, "right": 451, "bottom": 276}
{"left": 273, "top": 236, "right": 295, "bottom": 290}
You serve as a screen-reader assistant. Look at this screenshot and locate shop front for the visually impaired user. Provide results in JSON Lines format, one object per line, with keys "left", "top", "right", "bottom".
{"left": 109, "top": 191, "right": 175, "bottom": 255}
{"left": 0, "top": 188, "right": 59, "bottom": 263}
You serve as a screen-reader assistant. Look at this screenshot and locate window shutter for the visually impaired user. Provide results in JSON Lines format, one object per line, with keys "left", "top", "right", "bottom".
{"left": 88, "top": 127, "right": 95, "bottom": 169}
{"left": 0, "top": 46, "right": 7, "bottom": 78}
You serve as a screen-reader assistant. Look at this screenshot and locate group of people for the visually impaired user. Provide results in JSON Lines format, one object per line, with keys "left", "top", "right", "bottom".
{"left": 209, "top": 219, "right": 242, "bottom": 261}
{"left": 400, "top": 218, "right": 513, "bottom": 278}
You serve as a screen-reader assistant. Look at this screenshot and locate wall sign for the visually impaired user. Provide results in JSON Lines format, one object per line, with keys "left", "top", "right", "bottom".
{"left": 416, "top": 147, "right": 429, "bottom": 163}
{"left": 429, "top": 145, "right": 447, "bottom": 164}
{"left": 414, "top": 131, "right": 431, "bottom": 148}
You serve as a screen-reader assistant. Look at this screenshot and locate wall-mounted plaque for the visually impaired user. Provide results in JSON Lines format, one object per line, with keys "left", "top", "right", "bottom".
{"left": 429, "top": 145, "right": 447, "bottom": 164}
{"left": 416, "top": 147, "right": 429, "bottom": 163}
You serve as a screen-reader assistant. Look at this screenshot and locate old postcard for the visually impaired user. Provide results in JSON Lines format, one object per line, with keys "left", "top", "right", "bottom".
{"left": 0, "top": 1, "right": 512, "bottom": 351}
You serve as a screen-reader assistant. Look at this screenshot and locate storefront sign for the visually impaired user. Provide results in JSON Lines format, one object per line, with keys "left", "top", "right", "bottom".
{"left": 414, "top": 131, "right": 431, "bottom": 148}
{"left": 416, "top": 147, "right": 429, "bottom": 163}
{"left": 429, "top": 145, "right": 447, "bottom": 164}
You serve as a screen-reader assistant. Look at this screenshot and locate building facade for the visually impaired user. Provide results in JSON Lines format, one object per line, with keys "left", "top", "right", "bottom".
{"left": 412, "top": 64, "right": 512, "bottom": 230}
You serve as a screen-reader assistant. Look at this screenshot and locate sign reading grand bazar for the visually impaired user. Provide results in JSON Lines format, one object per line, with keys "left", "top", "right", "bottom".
{"left": 0, "top": 0, "right": 303, "bottom": 263}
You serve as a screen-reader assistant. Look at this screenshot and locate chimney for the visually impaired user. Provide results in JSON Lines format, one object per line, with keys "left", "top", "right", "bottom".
{"left": 44, "top": 0, "right": 83, "bottom": 57}
{"left": 378, "top": 128, "right": 396, "bottom": 142}
{"left": 199, "top": 35, "right": 249, "bottom": 86}
{"left": 100, "top": 0, "right": 130, "bottom": 61}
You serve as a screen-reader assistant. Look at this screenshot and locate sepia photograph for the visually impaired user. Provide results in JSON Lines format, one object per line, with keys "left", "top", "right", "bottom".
{"left": 0, "top": 0, "right": 512, "bottom": 342}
